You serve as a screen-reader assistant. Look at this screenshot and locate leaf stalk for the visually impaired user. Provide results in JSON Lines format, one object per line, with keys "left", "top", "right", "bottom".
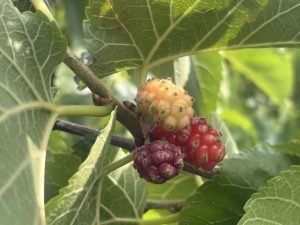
{"left": 56, "top": 105, "right": 113, "bottom": 118}
{"left": 102, "top": 153, "right": 133, "bottom": 175}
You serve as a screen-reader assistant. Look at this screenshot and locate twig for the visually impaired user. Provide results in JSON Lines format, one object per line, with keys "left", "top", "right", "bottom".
{"left": 53, "top": 120, "right": 219, "bottom": 179}
{"left": 53, "top": 119, "right": 137, "bottom": 151}
{"left": 54, "top": 119, "right": 98, "bottom": 136}
{"left": 63, "top": 48, "right": 144, "bottom": 143}
{"left": 145, "top": 199, "right": 185, "bottom": 212}
{"left": 111, "top": 135, "right": 136, "bottom": 151}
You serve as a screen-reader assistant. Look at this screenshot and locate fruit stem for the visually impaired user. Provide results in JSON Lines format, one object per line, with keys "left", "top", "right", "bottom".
{"left": 56, "top": 105, "right": 113, "bottom": 118}
{"left": 31, "top": 0, "right": 55, "bottom": 21}
{"left": 140, "top": 213, "right": 180, "bottom": 225}
{"left": 102, "top": 153, "right": 133, "bottom": 175}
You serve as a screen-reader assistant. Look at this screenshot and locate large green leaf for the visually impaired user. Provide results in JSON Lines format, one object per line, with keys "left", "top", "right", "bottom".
{"left": 223, "top": 49, "right": 293, "bottom": 105}
{"left": 238, "top": 166, "right": 300, "bottom": 225}
{"left": 46, "top": 110, "right": 147, "bottom": 225}
{"left": 84, "top": 0, "right": 300, "bottom": 76}
{"left": 180, "top": 148, "right": 294, "bottom": 225}
{"left": 0, "top": 1, "right": 66, "bottom": 224}
{"left": 193, "top": 52, "right": 223, "bottom": 117}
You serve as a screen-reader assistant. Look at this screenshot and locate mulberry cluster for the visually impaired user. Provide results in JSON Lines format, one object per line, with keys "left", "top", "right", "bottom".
{"left": 133, "top": 78, "right": 226, "bottom": 184}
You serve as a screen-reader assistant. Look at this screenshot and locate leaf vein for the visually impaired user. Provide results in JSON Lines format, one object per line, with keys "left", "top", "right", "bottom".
{"left": 239, "top": 3, "right": 300, "bottom": 45}
{"left": 0, "top": 47, "right": 43, "bottom": 101}
{"left": 107, "top": 0, "right": 145, "bottom": 61}
{"left": 192, "top": 0, "right": 245, "bottom": 51}
{"left": 107, "top": 175, "right": 140, "bottom": 218}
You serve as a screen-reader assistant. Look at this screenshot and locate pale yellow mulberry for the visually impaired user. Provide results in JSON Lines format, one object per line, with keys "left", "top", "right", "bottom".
{"left": 136, "top": 78, "right": 194, "bottom": 131}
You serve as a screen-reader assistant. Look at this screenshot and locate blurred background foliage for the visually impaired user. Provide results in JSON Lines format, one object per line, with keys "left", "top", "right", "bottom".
{"left": 13, "top": 0, "right": 300, "bottom": 221}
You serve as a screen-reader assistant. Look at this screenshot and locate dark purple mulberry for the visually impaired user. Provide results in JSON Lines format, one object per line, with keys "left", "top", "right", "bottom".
{"left": 133, "top": 140, "right": 183, "bottom": 184}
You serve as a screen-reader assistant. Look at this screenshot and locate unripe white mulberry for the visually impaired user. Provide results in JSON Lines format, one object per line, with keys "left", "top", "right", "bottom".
{"left": 136, "top": 78, "right": 194, "bottom": 131}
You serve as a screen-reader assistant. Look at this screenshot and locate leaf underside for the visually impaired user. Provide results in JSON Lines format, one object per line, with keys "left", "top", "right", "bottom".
{"left": 238, "top": 165, "right": 300, "bottom": 225}
{"left": 0, "top": 1, "right": 66, "bottom": 224}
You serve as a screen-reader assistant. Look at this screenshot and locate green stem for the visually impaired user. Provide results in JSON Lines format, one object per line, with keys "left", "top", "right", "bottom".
{"left": 140, "top": 213, "right": 181, "bottom": 225}
{"left": 56, "top": 105, "right": 113, "bottom": 117}
{"left": 102, "top": 153, "right": 133, "bottom": 175}
{"left": 31, "top": 0, "right": 55, "bottom": 21}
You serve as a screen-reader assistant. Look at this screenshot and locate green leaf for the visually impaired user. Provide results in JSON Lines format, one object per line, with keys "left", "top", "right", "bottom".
{"left": 211, "top": 114, "right": 240, "bottom": 154}
{"left": 61, "top": 0, "right": 88, "bottom": 41}
{"left": 145, "top": 173, "right": 199, "bottom": 225}
{"left": 148, "top": 172, "right": 200, "bottom": 200}
{"left": 174, "top": 57, "right": 202, "bottom": 115}
{"left": 292, "top": 50, "right": 300, "bottom": 107}
{"left": 238, "top": 166, "right": 300, "bottom": 225}
{"left": 47, "top": 131, "right": 75, "bottom": 155}
{"left": 0, "top": 1, "right": 66, "bottom": 224}
{"left": 100, "top": 157, "right": 147, "bottom": 223}
{"left": 222, "top": 49, "right": 293, "bottom": 105}
{"left": 193, "top": 52, "right": 223, "bottom": 117}
{"left": 46, "top": 110, "right": 147, "bottom": 225}
{"left": 271, "top": 141, "right": 300, "bottom": 158}
{"left": 45, "top": 131, "right": 83, "bottom": 202}
{"left": 149, "top": 61, "right": 175, "bottom": 79}
{"left": 84, "top": 0, "right": 300, "bottom": 76}
{"left": 12, "top": 0, "right": 33, "bottom": 12}
{"left": 220, "top": 109, "right": 258, "bottom": 142}
{"left": 180, "top": 148, "right": 294, "bottom": 225}
{"left": 45, "top": 152, "right": 82, "bottom": 203}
